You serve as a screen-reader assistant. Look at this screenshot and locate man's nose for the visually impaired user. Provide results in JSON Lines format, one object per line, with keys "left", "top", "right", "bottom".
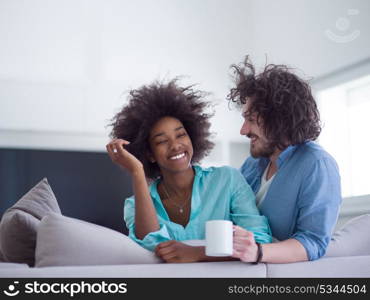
{"left": 240, "top": 121, "right": 250, "bottom": 136}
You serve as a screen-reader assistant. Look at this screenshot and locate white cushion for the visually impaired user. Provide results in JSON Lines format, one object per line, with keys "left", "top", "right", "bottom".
{"left": 35, "top": 213, "right": 161, "bottom": 267}
{"left": 0, "top": 262, "right": 30, "bottom": 269}
{"left": 325, "top": 214, "right": 370, "bottom": 257}
{"left": 267, "top": 256, "right": 370, "bottom": 277}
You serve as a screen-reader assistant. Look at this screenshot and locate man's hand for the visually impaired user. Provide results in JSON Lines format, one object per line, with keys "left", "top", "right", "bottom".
{"left": 155, "top": 241, "right": 202, "bottom": 263}
{"left": 232, "top": 225, "right": 259, "bottom": 263}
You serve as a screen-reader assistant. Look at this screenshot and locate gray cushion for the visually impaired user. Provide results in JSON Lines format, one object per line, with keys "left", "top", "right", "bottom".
{"left": 35, "top": 213, "right": 161, "bottom": 267}
{"left": 325, "top": 214, "right": 370, "bottom": 257}
{"left": 0, "top": 178, "right": 61, "bottom": 266}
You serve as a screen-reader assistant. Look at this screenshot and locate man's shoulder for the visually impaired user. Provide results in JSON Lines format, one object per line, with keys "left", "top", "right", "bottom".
{"left": 295, "top": 141, "right": 336, "bottom": 162}
{"left": 288, "top": 142, "right": 339, "bottom": 177}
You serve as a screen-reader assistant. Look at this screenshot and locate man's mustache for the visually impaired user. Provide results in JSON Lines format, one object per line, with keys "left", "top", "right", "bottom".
{"left": 247, "top": 133, "right": 258, "bottom": 139}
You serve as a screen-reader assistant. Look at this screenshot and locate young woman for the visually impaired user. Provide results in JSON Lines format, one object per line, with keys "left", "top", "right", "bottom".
{"left": 107, "top": 80, "right": 271, "bottom": 263}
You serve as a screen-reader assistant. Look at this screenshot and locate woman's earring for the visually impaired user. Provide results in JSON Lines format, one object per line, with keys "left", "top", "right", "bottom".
{"left": 147, "top": 152, "right": 155, "bottom": 163}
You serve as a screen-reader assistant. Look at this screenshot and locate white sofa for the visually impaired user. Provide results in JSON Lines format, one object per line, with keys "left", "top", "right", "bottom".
{"left": 1, "top": 256, "right": 370, "bottom": 278}
{"left": 1, "top": 213, "right": 370, "bottom": 278}
{"left": 1, "top": 178, "right": 370, "bottom": 278}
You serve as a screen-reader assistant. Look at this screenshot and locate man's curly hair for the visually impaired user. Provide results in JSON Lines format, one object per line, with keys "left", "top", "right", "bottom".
{"left": 227, "top": 56, "right": 321, "bottom": 150}
{"left": 109, "top": 79, "right": 214, "bottom": 180}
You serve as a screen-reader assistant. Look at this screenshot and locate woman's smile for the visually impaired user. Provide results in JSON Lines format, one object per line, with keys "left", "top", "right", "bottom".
{"left": 169, "top": 152, "right": 186, "bottom": 160}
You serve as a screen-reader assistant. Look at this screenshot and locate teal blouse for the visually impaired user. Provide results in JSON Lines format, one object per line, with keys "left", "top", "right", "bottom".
{"left": 124, "top": 165, "right": 272, "bottom": 251}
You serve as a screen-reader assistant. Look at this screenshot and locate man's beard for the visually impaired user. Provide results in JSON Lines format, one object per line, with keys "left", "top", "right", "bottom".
{"left": 250, "top": 139, "right": 275, "bottom": 158}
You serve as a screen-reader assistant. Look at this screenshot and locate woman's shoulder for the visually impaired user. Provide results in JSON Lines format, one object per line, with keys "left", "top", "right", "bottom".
{"left": 195, "top": 165, "right": 242, "bottom": 180}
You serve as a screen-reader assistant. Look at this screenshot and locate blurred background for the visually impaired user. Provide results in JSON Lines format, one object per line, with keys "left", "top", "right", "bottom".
{"left": 1, "top": 0, "right": 369, "bottom": 231}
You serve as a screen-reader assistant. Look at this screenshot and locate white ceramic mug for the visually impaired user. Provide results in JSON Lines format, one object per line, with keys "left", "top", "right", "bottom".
{"left": 205, "top": 220, "right": 233, "bottom": 256}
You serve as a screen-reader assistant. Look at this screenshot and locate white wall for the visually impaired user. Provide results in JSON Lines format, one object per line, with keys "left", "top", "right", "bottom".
{"left": 0, "top": 0, "right": 251, "bottom": 159}
{"left": 1, "top": 0, "right": 369, "bottom": 168}
{"left": 245, "top": 0, "right": 370, "bottom": 78}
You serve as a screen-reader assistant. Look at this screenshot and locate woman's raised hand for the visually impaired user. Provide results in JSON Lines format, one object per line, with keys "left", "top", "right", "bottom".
{"left": 106, "top": 139, "right": 143, "bottom": 175}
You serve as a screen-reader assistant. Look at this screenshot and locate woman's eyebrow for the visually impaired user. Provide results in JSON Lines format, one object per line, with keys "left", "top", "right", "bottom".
{"left": 151, "top": 126, "right": 184, "bottom": 140}
{"left": 151, "top": 132, "right": 165, "bottom": 140}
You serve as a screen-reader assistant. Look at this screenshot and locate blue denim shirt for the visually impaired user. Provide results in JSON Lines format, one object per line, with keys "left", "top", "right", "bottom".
{"left": 124, "top": 165, "right": 272, "bottom": 251}
{"left": 240, "top": 141, "right": 342, "bottom": 260}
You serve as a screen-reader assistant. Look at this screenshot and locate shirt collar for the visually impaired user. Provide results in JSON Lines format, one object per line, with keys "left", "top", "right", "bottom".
{"left": 193, "top": 164, "right": 213, "bottom": 178}
{"left": 149, "top": 164, "right": 210, "bottom": 222}
{"left": 149, "top": 164, "right": 211, "bottom": 197}
{"left": 276, "top": 144, "right": 297, "bottom": 168}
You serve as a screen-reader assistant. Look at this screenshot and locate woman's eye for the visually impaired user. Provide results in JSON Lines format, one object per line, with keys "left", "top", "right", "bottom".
{"left": 157, "top": 140, "right": 168, "bottom": 145}
{"left": 178, "top": 133, "right": 186, "bottom": 138}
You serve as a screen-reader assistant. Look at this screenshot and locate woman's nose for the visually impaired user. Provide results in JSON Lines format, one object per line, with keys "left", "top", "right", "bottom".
{"left": 169, "top": 139, "right": 181, "bottom": 151}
